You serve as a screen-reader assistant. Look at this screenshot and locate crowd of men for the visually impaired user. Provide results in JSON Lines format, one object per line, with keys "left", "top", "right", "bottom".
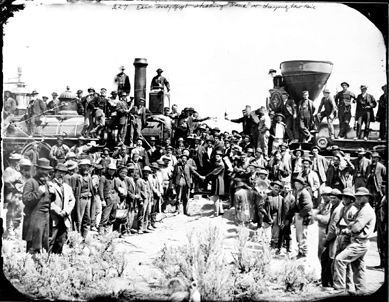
{"left": 2, "top": 71, "right": 387, "bottom": 295}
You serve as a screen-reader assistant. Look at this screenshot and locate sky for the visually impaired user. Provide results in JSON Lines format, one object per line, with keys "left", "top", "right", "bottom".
{"left": 3, "top": 2, "right": 387, "bottom": 131}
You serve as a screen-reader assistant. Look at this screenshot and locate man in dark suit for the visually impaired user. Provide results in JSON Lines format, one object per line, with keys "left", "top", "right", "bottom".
{"left": 150, "top": 68, "right": 170, "bottom": 92}
{"left": 281, "top": 91, "right": 298, "bottom": 144}
{"left": 26, "top": 90, "right": 46, "bottom": 136}
{"left": 225, "top": 108, "right": 252, "bottom": 135}
{"left": 376, "top": 84, "right": 387, "bottom": 141}
{"left": 355, "top": 85, "right": 377, "bottom": 140}
{"left": 335, "top": 82, "right": 356, "bottom": 139}
{"left": 115, "top": 66, "right": 131, "bottom": 95}
{"left": 366, "top": 152, "right": 386, "bottom": 208}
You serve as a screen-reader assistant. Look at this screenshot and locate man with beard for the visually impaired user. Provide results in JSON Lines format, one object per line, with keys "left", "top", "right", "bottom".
{"left": 327, "top": 155, "right": 355, "bottom": 192}
{"left": 297, "top": 91, "right": 315, "bottom": 143}
{"left": 332, "top": 188, "right": 376, "bottom": 294}
{"left": 172, "top": 154, "right": 203, "bottom": 215}
{"left": 311, "top": 146, "right": 329, "bottom": 188}
{"left": 47, "top": 92, "right": 60, "bottom": 115}
{"left": 281, "top": 91, "right": 298, "bottom": 144}
{"left": 265, "top": 180, "right": 285, "bottom": 249}
{"left": 123, "top": 164, "right": 141, "bottom": 236}
{"left": 98, "top": 163, "right": 120, "bottom": 234}
{"left": 335, "top": 82, "right": 356, "bottom": 139}
{"left": 49, "top": 135, "right": 70, "bottom": 166}
{"left": 133, "top": 98, "right": 152, "bottom": 144}
{"left": 315, "top": 88, "right": 337, "bottom": 139}
{"left": 277, "top": 184, "right": 294, "bottom": 254}
{"left": 114, "top": 166, "right": 129, "bottom": 236}
{"left": 321, "top": 189, "right": 343, "bottom": 288}
{"left": 285, "top": 177, "right": 313, "bottom": 259}
{"left": 268, "top": 151, "right": 289, "bottom": 182}
{"left": 376, "top": 84, "right": 387, "bottom": 141}
{"left": 74, "top": 159, "right": 94, "bottom": 238}
{"left": 115, "top": 66, "right": 131, "bottom": 95}
{"left": 355, "top": 85, "right": 377, "bottom": 140}
{"left": 116, "top": 92, "right": 131, "bottom": 143}
{"left": 96, "top": 147, "right": 113, "bottom": 173}
{"left": 291, "top": 147, "right": 304, "bottom": 178}
{"left": 23, "top": 158, "right": 55, "bottom": 254}
{"left": 63, "top": 160, "right": 79, "bottom": 194}
{"left": 132, "top": 138, "right": 150, "bottom": 169}
{"left": 314, "top": 186, "right": 332, "bottom": 260}
{"left": 50, "top": 163, "right": 75, "bottom": 254}
{"left": 297, "top": 155, "right": 320, "bottom": 207}
{"left": 366, "top": 152, "right": 386, "bottom": 208}
{"left": 161, "top": 146, "right": 178, "bottom": 168}
{"left": 146, "top": 137, "right": 158, "bottom": 163}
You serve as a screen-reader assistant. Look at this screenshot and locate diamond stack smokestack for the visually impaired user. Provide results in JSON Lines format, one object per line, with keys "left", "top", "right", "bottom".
{"left": 133, "top": 58, "right": 148, "bottom": 107}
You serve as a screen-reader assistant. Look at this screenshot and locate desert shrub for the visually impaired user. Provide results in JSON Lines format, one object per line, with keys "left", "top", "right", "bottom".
{"left": 3, "top": 231, "right": 128, "bottom": 300}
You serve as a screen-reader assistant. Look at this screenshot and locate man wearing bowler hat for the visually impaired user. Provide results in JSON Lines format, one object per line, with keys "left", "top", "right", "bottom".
{"left": 315, "top": 88, "right": 337, "bottom": 139}
{"left": 335, "top": 82, "right": 356, "bottom": 139}
{"left": 115, "top": 65, "right": 131, "bottom": 95}
{"left": 47, "top": 92, "right": 60, "bottom": 115}
{"left": 285, "top": 177, "right": 313, "bottom": 259}
{"left": 366, "top": 152, "right": 386, "bottom": 208}
{"left": 151, "top": 68, "right": 170, "bottom": 92}
{"left": 23, "top": 158, "right": 55, "bottom": 254}
{"left": 376, "top": 84, "right": 387, "bottom": 141}
{"left": 49, "top": 163, "right": 75, "bottom": 254}
{"left": 332, "top": 187, "right": 376, "bottom": 294}
{"left": 355, "top": 85, "right": 377, "bottom": 140}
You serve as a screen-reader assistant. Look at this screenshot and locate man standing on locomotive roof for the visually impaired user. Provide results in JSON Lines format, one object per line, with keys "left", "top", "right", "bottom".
{"left": 315, "top": 88, "right": 337, "bottom": 139}
{"left": 151, "top": 68, "right": 170, "bottom": 92}
{"left": 335, "top": 82, "right": 356, "bottom": 139}
{"left": 355, "top": 85, "right": 377, "bottom": 141}
{"left": 115, "top": 66, "right": 131, "bottom": 95}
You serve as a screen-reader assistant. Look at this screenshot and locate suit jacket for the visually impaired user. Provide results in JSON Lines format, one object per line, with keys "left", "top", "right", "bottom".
{"left": 172, "top": 163, "right": 201, "bottom": 187}
{"left": 376, "top": 94, "right": 387, "bottom": 122}
{"left": 115, "top": 72, "right": 131, "bottom": 93}
{"left": 298, "top": 169, "right": 320, "bottom": 197}
{"left": 206, "top": 161, "right": 225, "bottom": 196}
{"left": 51, "top": 180, "right": 75, "bottom": 228}
{"left": 311, "top": 154, "right": 329, "bottom": 183}
{"left": 355, "top": 93, "right": 377, "bottom": 122}
{"left": 150, "top": 75, "right": 170, "bottom": 91}
{"left": 325, "top": 203, "right": 344, "bottom": 259}
{"left": 137, "top": 106, "right": 152, "bottom": 129}
{"left": 366, "top": 162, "right": 386, "bottom": 193}
{"left": 352, "top": 157, "right": 371, "bottom": 180}
{"left": 267, "top": 192, "right": 284, "bottom": 226}
{"left": 27, "top": 98, "right": 46, "bottom": 121}
{"left": 116, "top": 100, "right": 129, "bottom": 124}
{"left": 282, "top": 98, "right": 296, "bottom": 117}
{"left": 230, "top": 115, "right": 251, "bottom": 135}
{"left": 326, "top": 165, "right": 348, "bottom": 189}
{"left": 287, "top": 188, "right": 313, "bottom": 220}
{"left": 74, "top": 174, "right": 95, "bottom": 206}
{"left": 125, "top": 176, "right": 138, "bottom": 207}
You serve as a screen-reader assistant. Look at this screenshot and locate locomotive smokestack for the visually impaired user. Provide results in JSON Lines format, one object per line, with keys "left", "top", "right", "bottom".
{"left": 133, "top": 58, "right": 148, "bottom": 107}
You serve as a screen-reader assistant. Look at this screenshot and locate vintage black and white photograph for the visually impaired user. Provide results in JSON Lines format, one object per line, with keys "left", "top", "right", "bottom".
{"left": 1, "top": 1, "right": 387, "bottom": 301}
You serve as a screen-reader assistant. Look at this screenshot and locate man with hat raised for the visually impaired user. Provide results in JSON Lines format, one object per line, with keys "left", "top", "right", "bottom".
{"left": 47, "top": 92, "right": 60, "bottom": 115}
{"left": 98, "top": 162, "right": 120, "bottom": 234}
{"left": 355, "top": 85, "right": 377, "bottom": 140}
{"left": 285, "top": 176, "right": 313, "bottom": 259}
{"left": 315, "top": 88, "right": 337, "bottom": 139}
{"left": 49, "top": 163, "right": 75, "bottom": 254}
{"left": 376, "top": 84, "right": 387, "bottom": 141}
{"left": 366, "top": 152, "right": 386, "bottom": 208}
{"left": 320, "top": 189, "right": 343, "bottom": 288}
{"left": 74, "top": 159, "right": 94, "bottom": 238}
{"left": 335, "top": 82, "right": 356, "bottom": 139}
{"left": 151, "top": 68, "right": 170, "bottom": 92}
{"left": 49, "top": 135, "right": 70, "bottom": 166}
{"left": 332, "top": 187, "right": 376, "bottom": 294}
{"left": 23, "top": 158, "right": 55, "bottom": 254}
{"left": 26, "top": 90, "right": 46, "bottom": 136}
{"left": 115, "top": 65, "right": 131, "bottom": 95}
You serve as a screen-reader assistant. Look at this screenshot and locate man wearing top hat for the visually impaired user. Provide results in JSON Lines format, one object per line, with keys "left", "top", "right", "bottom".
{"left": 332, "top": 187, "right": 376, "bottom": 294}
{"left": 285, "top": 177, "right": 313, "bottom": 259}
{"left": 315, "top": 88, "right": 337, "bottom": 139}
{"left": 376, "top": 84, "right": 387, "bottom": 141}
{"left": 366, "top": 152, "right": 386, "bottom": 208}
{"left": 355, "top": 85, "right": 377, "bottom": 140}
{"left": 335, "top": 82, "right": 356, "bottom": 139}
{"left": 115, "top": 66, "right": 131, "bottom": 95}
{"left": 49, "top": 163, "right": 75, "bottom": 254}
{"left": 47, "top": 92, "right": 60, "bottom": 115}
{"left": 23, "top": 158, "right": 56, "bottom": 254}
{"left": 49, "top": 135, "right": 70, "bottom": 167}
{"left": 151, "top": 68, "right": 170, "bottom": 92}
{"left": 26, "top": 90, "right": 46, "bottom": 136}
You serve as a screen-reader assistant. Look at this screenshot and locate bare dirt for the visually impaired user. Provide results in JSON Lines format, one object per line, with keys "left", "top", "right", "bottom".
{"left": 110, "top": 196, "right": 385, "bottom": 301}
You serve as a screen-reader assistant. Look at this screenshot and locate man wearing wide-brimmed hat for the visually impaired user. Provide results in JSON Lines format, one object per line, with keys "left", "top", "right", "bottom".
{"left": 297, "top": 90, "right": 315, "bottom": 143}
{"left": 355, "top": 85, "right": 377, "bottom": 140}
{"left": 314, "top": 186, "right": 332, "bottom": 260}
{"left": 50, "top": 163, "right": 75, "bottom": 254}
{"left": 49, "top": 134, "right": 70, "bottom": 166}
{"left": 310, "top": 145, "right": 329, "bottom": 187}
{"left": 81, "top": 87, "right": 97, "bottom": 137}
{"left": 26, "top": 90, "right": 45, "bottom": 136}
{"left": 352, "top": 148, "right": 371, "bottom": 189}
{"left": 23, "top": 158, "right": 55, "bottom": 254}
{"left": 98, "top": 162, "right": 120, "bottom": 234}
{"left": 366, "top": 152, "right": 386, "bottom": 208}
{"left": 297, "top": 154, "right": 320, "bottom": 207}
{"left": 270, "top": 113, "right": 286, "bottom": 151}
{"left": 285, "top": 176, "right": 313, "bottom": 259}
{"left": 315, "top": 88, "right": 337, "bottom": 139}
{"left": 321, "top": 189, "right": 343, "bottom": 288}
{"left": 333, "top": 187, "right": 376, "bottom": 294}
{"left": 291, "top": 145, "right": 304, "bottom": 177}
{"left": 115, "top": 65, "right": 131, "bottom": 95}
{"left": 376, "top": 84, "right": 387, "bottom": 141}
{"left": 335, "top": 82, "right": 356, "bottom": 139}
{"left": 47, "top": 92, "right": 60, "bottom": 115}
{"left": 326, "top": 154, "right": 352, "bottom": 192}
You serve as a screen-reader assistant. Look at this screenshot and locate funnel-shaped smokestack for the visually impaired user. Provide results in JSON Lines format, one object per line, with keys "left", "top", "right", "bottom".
{"left": 280, "top": 60, "right": 333, "bottom": 104}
